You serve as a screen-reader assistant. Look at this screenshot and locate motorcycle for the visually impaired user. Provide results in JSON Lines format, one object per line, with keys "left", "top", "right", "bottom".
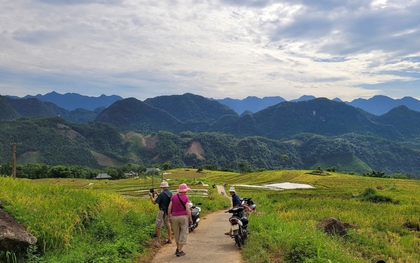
{"left": 241, "top": 197, "right": 257, "bottom": 217}
{"left": 189, "top": 202, "right": 202, "bottom": 232}
{"left": 225, "top": 206, "right": 249, "bottom": 250}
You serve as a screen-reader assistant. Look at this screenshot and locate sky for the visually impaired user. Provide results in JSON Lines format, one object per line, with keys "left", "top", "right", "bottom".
{"left": 1, "top": 0, "right": 420, "bottom": 102}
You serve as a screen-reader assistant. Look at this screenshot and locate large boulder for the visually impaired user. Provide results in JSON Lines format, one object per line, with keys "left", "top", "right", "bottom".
{"left": 0, "top": 209, "right": 37, "bottom": 251}
{"left": 317, "top": 217, "right": 358, "bottom": 236}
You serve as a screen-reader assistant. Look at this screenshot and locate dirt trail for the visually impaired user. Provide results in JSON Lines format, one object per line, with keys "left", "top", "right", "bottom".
{"left": 149, "top": 185, "right": 244, "bottom": 263}
{"left": 216, "top": 185, "right": 231, "bottom": 200}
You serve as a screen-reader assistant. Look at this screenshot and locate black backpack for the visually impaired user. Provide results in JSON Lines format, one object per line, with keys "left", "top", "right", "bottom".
{"left": 162, "top": 191, "right": 172, "bottom": 214}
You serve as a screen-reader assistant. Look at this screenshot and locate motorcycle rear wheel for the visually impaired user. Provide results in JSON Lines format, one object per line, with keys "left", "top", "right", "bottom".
{"left": 240, "top": 233, "right": 246, "bottom": 246}
{"left": 234, "top": 235, "right": 242, "bottom": 249}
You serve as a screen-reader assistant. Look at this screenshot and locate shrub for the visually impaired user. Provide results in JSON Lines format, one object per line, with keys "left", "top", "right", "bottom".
{"left": 359, "top": 188, "right": 395, "bottom": 203}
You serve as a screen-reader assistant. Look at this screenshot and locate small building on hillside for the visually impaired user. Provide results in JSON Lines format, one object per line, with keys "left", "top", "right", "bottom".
{"left": 124, "top": 171, "right": 138, "bottom": 178}
{"left": 96, "top": 173, "right": 112, "bottom": 180}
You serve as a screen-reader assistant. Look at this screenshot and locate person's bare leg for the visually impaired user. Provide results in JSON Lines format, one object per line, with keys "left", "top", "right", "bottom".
{"left": 155, "top": 227, "right": 161, "bottom": 242}
{"left": 167, "top": 226, "right": 173, "bottom": 241}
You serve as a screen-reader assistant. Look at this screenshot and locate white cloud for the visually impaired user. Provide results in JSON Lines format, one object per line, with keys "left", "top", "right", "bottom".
{"left": 0, "top": 0, "right": 420, "bottom": 101}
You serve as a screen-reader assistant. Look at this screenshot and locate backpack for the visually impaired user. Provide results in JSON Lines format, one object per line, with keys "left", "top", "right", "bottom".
{"left": 162, "top": 191, "right": 172, "bottom": 214}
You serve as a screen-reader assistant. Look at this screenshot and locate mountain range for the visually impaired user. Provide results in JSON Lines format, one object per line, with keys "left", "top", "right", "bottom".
{"left": 2, "top": 92, "right": 420, "bottom": 175}
{"left": 9, "top": 91, "right": 123, "bottom": 111}
{"left": 6, "top": 91, "right": 420, "bottom": 116}
{"left": 216, "top": 95, "right": 420, "bottom": 116}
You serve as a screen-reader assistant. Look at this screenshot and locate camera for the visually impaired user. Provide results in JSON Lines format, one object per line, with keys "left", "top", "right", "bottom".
{"left": 149, "top": 188, "right": 155, "bottom": 193}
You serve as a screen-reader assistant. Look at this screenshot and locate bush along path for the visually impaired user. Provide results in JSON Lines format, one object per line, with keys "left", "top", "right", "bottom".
{"left": 149, "top": 185, "right": 244, "bottom": 263}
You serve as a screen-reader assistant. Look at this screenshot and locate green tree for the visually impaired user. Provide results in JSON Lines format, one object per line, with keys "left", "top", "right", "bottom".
{"left": 162, "top": 161, "right": 171, "bottom": 170}
{"left": 49, "top": 165, "right": 72, "bottom": 178}
{"left": 280, "top": 154, "right": 289, "bottom": 161}
{"left": 0, "top": 163, "right": 12, "bottom": 176}
{"left": 238, "top": 160, "right": 251, "bottom": 173}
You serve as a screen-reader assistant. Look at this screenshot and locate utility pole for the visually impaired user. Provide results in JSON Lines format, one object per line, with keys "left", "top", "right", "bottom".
{"left": 12, "top": 142, "right": 17, "bottom": 179}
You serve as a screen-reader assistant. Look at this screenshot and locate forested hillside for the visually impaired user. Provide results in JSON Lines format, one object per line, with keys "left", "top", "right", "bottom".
{"left": 2, "top": 94, "right": 420, "bottom": 176}
{"left": 0, "top": 95, "right": 102, "bottom": 123}
{"left": 1, "top": 116, "right": 420, "bottom": 176}
{"left": 144, "top": 93, "right": 237, "bottom": 122}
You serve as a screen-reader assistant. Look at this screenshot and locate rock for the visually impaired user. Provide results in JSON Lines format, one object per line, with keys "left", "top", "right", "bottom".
{"left": 0, "top": 209, "right": 37, "bottom": 251}
{"left": 317, "top": 217, "right": 358, "bottom": 236}
{"left": 403, "top": 221, "right": 420, "bottom": 231}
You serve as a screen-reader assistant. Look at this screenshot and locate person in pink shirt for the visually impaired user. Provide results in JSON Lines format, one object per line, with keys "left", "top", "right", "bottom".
{"left": 168, "top": 183, "right": 193, "bottom": 257}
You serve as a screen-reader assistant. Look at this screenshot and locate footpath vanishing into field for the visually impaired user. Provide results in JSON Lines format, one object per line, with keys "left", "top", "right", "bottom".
{"left": 149, "top": 185, "right": 245, "bottom": 263}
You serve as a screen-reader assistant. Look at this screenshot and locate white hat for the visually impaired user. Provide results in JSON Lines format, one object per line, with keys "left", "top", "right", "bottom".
{"left": 229, "top": 187, "right": 235, "bottom": 192}
{"left": 160, "top": 181, "right": 169, "bottom": 188}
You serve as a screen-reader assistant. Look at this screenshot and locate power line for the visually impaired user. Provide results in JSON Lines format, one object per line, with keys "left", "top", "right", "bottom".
{"left": 12, "top": 142, "right": 17, "bottom": 179}
{"left": 11, "top": 142, "right": 21, "bottom": 179}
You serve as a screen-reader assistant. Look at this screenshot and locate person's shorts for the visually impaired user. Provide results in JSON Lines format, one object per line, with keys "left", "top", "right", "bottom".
{"left": 155, "top": 210, "right": 170, "bottom": 228}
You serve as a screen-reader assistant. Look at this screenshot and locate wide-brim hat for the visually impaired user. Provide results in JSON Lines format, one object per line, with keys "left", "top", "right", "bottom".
{"left": 177, "top": 183, "right": 191, "bottom": 193}
{"left": 229, "top": 187, "right": 235, "bottom": 192}
{"left": 160, "top": 181, "right": 169, "bottom": 188}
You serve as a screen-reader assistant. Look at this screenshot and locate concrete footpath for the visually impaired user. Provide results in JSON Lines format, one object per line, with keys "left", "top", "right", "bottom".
{"left": 150, "top": 186, "right": 244, "bottom": 263}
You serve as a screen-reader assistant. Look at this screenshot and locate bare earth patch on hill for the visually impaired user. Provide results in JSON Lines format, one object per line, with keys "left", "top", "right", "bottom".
{"left": 57, "top": 124, "right": 79, "bottom": 139}
{"left": 143, "top": 134, "right": 159, "bottom": 148}
{"left": 124, "top": 132, "right": 160, "bottom": 149}
{"left": 186, "top": 141, "right": 205, "bottom": 160}
{"left": 124, "top": 131, "right": 142, "bottom": 141}
{"left": 91, "top": 151, "right": 118, "bottom": 166}
{"left": 19, "top": 151, "right": 41, "bottom": 163}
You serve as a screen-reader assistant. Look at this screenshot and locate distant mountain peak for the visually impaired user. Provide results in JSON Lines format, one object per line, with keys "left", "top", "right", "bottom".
{"left": 18, "top": 91, "right": 123, "bottom": 111}
{"left": 290, "top": 95, "right": 316, "bottom": 102}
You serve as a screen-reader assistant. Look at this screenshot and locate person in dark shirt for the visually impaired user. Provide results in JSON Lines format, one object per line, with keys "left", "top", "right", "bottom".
{"left": 229, "top": 187, "right": 241, "bottom": 207}
{"left": 149, "top": 181, "right": 173, "bottom": 244}
{"left": 225, "top": 186, "right": 241, "bottom": 236}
